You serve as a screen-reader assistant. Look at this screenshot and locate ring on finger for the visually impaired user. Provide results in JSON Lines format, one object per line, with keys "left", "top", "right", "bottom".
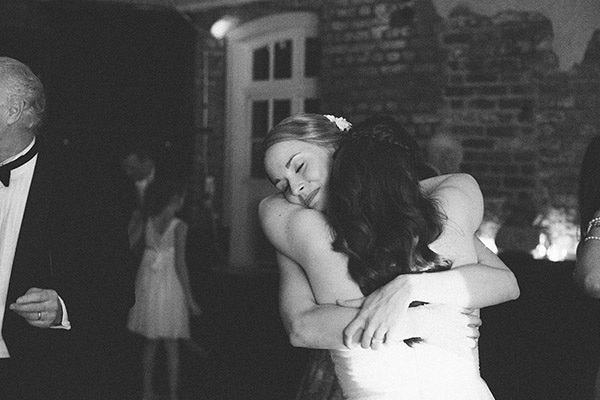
{"left": 371, "top": 337, "right": 384, "bottom": 343}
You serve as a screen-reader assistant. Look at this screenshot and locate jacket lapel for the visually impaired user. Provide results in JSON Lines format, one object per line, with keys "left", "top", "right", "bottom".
{"left": 8, "top": 140, "right": 53, "bottom": 304}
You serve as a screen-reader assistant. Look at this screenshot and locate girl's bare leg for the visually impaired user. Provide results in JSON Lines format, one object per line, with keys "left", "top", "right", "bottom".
{"left": 142, "top": 339, "right": 159, "bottom": 400}
{"left": 165, "top": 339, "right": 180, "bottom": 400}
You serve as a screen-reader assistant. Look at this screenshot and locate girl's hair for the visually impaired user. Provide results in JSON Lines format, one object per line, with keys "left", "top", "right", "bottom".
{"left": 328, "top": 117, "right": 451, "bottom": 296}
{"left": 143, "top": 178, "right": 187, "bottom": 218}
{"left": 262, "top": 113, "right": 346, "bottom": 152}
{"left": 579, "top": 136, "right": 600, "bottom": 236}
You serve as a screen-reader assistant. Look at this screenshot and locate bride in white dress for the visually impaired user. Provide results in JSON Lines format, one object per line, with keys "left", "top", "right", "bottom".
{"left": 259, "top": 114, "right": 520, "bottom": 399}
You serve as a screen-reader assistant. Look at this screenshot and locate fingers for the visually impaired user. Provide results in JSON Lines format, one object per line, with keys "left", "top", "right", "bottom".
{"left": 467, "top": 318, "right": 482, "bottom": 330}
{"left": 343, "top": 318, "right": 365, "bottom": 348}
{"left": 360, "top": 326, "right": 389, "bottom": 350}
{"left": 15, "top": 287, "right": 47, "bottom": 303}
{"left": 10, "top": 300, "right": 46, "bottom": 313}
{"left": 370, "top": 330, "right": 387, "bottom": 350}
{"left": 360, "top": 326, "right": 376, "bottom": 349}
{"left": 465, "top": 335, "right": 479, "bottom": 349}
{"left": 336, "top": 298, "right": 365, "bottom": 308}
{"left": 9, "top": 288, "right": 60, "bottom": 328}
{"left": 23, "top": 311, "right": 42, "bottom": 322}
{"left": 10, "top": 307, "right": 53, "bottom": 327}
{"left": 347, "top": 322, "right": 389, "bottom": 350}
{"left": 467, "top": 319, "right": 482, "bottom": 340}
{"left": 464, "top": 314, "right": 480, "bottom": 348}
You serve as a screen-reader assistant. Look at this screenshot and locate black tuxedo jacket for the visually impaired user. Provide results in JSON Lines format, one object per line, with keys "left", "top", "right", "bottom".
{"left": 3, "top": 138, "right": 136, "bottom": 399}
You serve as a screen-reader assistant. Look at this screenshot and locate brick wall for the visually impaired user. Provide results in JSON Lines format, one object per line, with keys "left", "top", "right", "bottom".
{"left": 320, "top": 0, "right": 444, "bottom": 131}
{"left": 438, "top": 6, "right": 555, "bottom": 215}
{"left": 316, "top": 0, "right": 600, "bottom": 225}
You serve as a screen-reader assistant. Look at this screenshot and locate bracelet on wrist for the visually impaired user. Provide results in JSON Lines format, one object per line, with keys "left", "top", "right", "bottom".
{"left": 586, "top": 217, "right": 600, "bottom": 235}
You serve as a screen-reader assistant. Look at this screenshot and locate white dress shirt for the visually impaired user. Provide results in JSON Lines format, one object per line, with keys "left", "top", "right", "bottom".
{"left": 0, "top": 139, "right": 70, "bottom": 358}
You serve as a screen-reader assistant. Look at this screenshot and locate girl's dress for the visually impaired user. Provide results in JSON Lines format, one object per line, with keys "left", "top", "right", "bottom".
{"left": 128, "top": 217, "right": 190, "bottom": 339}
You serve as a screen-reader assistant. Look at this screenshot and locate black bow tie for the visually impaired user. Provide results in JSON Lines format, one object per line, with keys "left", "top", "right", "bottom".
{"left": 0, "top": 141, "right": 38, "bottom": 187}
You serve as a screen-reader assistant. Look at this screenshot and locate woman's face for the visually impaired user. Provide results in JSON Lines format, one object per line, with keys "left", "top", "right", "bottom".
{"left": 264, "top": 139, "right": 334, "bottom": 212}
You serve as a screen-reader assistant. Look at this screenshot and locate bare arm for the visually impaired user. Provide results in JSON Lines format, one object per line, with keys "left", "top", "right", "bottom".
{"left": 278, "top": 251, "right": 478, "bottom": 350}
{"left": 341, "top": 174, "right": 519, "bottom": 347}
{"left": 574, "top": 209, "right": 600, "bottom": 297}
{"left": 393, "top": 237, "right": 520, "bottom": 309}
{"left": 261, "top": 195, "right": 480, "bottom": 350}
{"left": 414, "top": 173, "right": 519, "bottom": 308}
{"left": 277, "top": 252, "right": 363, "bottom": 348}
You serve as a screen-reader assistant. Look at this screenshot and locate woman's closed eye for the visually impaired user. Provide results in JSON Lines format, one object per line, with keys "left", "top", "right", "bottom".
{"left": 295, "top": 163, "right": 305, "bottom": 173}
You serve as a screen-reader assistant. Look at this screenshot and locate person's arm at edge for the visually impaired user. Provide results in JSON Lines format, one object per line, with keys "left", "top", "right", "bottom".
{"left": 574, "top": 208, "right": 600, "bottom": 298}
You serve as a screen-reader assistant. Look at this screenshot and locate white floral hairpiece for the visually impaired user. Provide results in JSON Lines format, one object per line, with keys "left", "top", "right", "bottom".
{"left": 324, "top": 114, "right": 352, "bottom": 132}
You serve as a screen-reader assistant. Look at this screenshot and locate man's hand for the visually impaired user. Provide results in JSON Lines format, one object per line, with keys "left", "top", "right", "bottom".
{"left": 338, "top": 274, "right": 416, "bottom": 350}
{"left": 412, "top": 304, "right": 481, "bottom": 359}
{"left": 9, "top": 287, "right": 62, "bottom": 328}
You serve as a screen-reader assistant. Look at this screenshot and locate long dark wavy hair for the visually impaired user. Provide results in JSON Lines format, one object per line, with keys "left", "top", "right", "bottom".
{"left": 327, "top": 116, "right": 451, "bottom": 296}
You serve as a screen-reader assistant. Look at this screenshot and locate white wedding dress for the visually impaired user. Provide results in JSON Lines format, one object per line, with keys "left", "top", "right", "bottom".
{"left": 330, "top": 339, "right": 494, "bottom": 400}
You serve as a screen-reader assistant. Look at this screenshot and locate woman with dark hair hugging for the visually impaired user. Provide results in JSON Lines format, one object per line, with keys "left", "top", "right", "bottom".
{"left": 260, "top": 114, "right": 520, "bottom": 399}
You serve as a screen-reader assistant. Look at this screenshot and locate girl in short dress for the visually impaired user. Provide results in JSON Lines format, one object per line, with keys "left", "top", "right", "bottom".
{"left": 128, "top": 179, "right": 201, "bottom": 400}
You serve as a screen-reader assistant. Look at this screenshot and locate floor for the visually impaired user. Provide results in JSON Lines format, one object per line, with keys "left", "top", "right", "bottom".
{"left": 124, "top": 269, "right": 310, "bottom": 400}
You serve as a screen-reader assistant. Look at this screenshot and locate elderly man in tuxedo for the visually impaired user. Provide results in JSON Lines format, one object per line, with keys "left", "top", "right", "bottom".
{"left": 0, "top": 57, "right": 136, "bottom": 399}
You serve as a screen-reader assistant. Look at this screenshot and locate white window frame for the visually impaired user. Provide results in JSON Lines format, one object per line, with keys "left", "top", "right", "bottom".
{"left": 223, "top": 12, "right": 318, "bottom": 271}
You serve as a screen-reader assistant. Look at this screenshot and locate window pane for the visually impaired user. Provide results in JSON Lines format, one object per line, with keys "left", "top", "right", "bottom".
{"left": 274, "top": 40, "right": 292, "bottom": 79}
{"left": 252, "top": 100, "right": 269, "bottom": 138}
{"left": 304, "top": 98, "right": 320, "bottom": 114}
{"left": 253, "top": 46, "right": 270, "bottom": 81}
{"left": 305, "top": 37, "right": 321, "bottom": 78}
{"left": 273, "top": 99, "right": 291, "bottom": 126}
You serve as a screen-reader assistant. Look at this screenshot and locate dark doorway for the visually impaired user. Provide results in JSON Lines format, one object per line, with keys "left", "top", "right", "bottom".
{"left": 0, "top": 1, "right": 196, "bottom": 178}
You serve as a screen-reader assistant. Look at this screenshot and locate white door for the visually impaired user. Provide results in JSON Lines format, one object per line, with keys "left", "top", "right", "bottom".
{"left": 224, "top": 12, "right": 320, "bottom": 272}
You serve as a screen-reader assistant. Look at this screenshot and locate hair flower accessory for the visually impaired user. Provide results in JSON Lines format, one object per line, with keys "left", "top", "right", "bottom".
{"left": 324, "top": 115, "right": 352, "bottom": 132}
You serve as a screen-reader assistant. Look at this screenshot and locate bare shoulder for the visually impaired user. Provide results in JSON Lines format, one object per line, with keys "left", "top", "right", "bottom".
{"left": 259, "top": 193, "right": 331, "bottom": 258}
{"left": 259, "top": 193, "right": 296, "bottom": 222}
{"left": 427, "top": 175, "right": 482, "bottom": 263}
{"left": 424, "top": 173, "right": 478, "bottom": 194}
{"left": 258, "top": 193, "right": 305, "bottom": 235}
{"left": 259, "top": 193, "right": 327, "bottom": 227}
{"left": 429, "top": 174, "right": 483, "bottom": 233}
